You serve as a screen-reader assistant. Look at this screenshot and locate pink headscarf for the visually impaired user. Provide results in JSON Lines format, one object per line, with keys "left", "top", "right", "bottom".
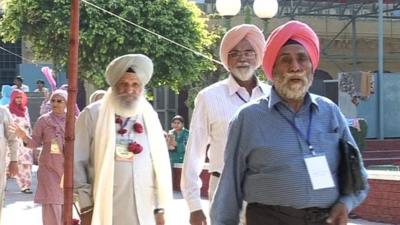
{"left": 263, "top": 20, "right": 320, "bottom": 80}
{"left": 9, "top": 89, "right": 28, "bottom": 118}
{"left": 219, "top": 24, "right": 265, "bottom": 72}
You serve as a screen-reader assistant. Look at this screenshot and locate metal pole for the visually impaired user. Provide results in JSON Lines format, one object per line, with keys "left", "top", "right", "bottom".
{"left": 262, "top": 18, "right": 269, "bottom": 36}
{"left": 378, "top": 0, "right": 384, "bottom": 140}
{"left": 351, "top": 10, "right": 357, "bottom": 71}
{"left": 224, "top": 16, "right": 232, "bottom": 29}
{"left": 64, "top": 0, "right": 80, "bottom": 224}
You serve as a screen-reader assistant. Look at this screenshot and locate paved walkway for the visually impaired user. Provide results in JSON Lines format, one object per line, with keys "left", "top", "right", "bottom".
{"left": 1, "top": 166, "right": 392, "bottom": 225}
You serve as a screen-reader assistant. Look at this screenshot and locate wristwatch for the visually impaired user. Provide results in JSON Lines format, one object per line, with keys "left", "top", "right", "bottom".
{"left": 153, "top": 208, "right": 165, "bottom": 215}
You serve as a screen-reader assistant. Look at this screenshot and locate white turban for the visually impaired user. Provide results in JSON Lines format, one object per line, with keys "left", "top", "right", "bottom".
{"left": 51, "top": 89, "right": 68, "bottom": 102}
{"left": 89, "top": 89, "right": 107, "bottom": 104}
{"left": 105, "top": 54, "right": 153, "bottom": 86}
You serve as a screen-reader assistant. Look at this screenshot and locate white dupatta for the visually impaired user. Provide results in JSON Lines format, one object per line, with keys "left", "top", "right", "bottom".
{"left": 91, "top": 88, "right": 172, "bottom": 225}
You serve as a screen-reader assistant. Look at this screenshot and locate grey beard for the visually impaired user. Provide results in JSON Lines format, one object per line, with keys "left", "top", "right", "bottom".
{"left": 277, "top": 85, "right": 308, "bottom": 100}
{"left": 274, "top": 79, "right": 311, "bottom": 101}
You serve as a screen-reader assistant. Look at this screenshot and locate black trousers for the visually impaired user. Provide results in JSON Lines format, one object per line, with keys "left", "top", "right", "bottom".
{"left": 246, "top": 203, "right": 330, "bottom": 225}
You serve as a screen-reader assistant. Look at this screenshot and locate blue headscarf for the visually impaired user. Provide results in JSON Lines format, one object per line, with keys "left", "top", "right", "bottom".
{"left": 0, "top": 85, "right": 12, "bottom": 105}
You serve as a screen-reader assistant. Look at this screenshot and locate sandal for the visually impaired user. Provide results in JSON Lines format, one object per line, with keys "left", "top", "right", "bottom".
{"left": 21, "top": 188, "right": 33, "bottom": 194}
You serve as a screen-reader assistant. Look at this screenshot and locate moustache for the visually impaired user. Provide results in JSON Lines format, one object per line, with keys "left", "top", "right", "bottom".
{"left": 236, "top": 62, "right": 250, "bottom": 67}
{"left": 117, "top": 93, "right": 137, "bottom": 98}
{"left": 283, "top": 72, "right": 307, "bottom": 81}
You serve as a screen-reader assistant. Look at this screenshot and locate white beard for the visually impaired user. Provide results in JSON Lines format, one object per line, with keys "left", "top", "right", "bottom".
{"left": 230, "top": 64, "right": 255, "bottom": 81}
{"left": 110, "top": 91, "right": 143, "bottom": 117}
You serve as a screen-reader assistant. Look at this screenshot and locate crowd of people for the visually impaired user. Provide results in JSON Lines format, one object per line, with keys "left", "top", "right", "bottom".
{"left": 0, "top": 20, "right": 369, "bottom": 225}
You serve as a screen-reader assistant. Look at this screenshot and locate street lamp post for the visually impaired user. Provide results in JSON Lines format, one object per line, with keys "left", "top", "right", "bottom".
{"left": 216, "top": 0, "right": 278, "bottom": 33}
{"left": 253, "top": 0, "right": 279, "bottom": 33}
{"left": 216, "top": 0, "right": 241, "bottom": 28}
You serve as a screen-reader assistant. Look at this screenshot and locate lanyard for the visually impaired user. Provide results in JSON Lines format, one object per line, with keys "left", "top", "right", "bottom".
{"left": 275, "top": 106, "right": 315, "bottom": 155}
{"left": 235, "top": 86, "right": 263, "bottom": 103}
{"left": 235, "top": 92, "right": 248, "bottom": 103}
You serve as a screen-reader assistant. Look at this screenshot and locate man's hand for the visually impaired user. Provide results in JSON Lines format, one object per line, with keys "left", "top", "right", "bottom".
{"left": 80, "top": 208, "right": 93, "bottom": 225}
{"left": 8, "top": 161, "right": 18, "bottom": 177}
{"left": 326, "top": 202, "right": 348, "bottom": 225}
{"left": 155, "top": 212, "right": 165, "bottom": 225}
{"left": 190, "top": 210, "right": 207, "bottom": 225}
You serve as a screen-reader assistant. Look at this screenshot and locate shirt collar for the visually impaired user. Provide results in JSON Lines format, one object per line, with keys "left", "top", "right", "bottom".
{"left": 268, "top": 87, "right": 319, "bottom": 111}
{"left": 227, "top": 74, "right": 265, "bottom": 96}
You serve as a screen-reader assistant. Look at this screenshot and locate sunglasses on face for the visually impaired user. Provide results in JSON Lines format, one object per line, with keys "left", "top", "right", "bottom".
{"left": 51, "top": 99, "right": 64, "bottom": 103}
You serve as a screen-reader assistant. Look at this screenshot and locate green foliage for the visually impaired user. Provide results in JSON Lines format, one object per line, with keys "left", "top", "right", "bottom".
{"left": 0, "top": 0, "right": 218, "bottom": 90}
{"left": 185, "top": 25, "right": 226, "bottom": 109}
{"left": 243, "top": 5, "right": 252, "bottom": 24}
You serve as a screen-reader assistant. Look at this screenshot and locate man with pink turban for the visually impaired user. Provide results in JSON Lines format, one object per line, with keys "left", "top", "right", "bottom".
{"left": 181, "top": 24, "right": 270, "bottom": 225}
{"left": 211, "top": 21, "right": 368, "bottom": 225}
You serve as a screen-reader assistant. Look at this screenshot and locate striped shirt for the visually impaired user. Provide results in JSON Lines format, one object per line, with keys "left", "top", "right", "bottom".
{"left": 181, "top": 75, "right": 271, "bottom": 211}
{"left": 210, "top": 88, "right": 368, "bottom": 225}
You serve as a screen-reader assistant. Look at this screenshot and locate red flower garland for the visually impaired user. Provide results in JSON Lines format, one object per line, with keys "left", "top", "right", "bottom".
{"left": 115, "top": 116, "right": 144, "bottom": 155}
{"left": 128, "top": 141, "right": 143, "bottom": 154}
{"left": 117, "top": 128, "right": 127, "bottom": 135}
{"left": 133, "top": 122, "right": 143, "bottom": 133}
{"left": 115, "top": 117, "right": 126, "bottom": 134}
{"left": 72, "top": 218, "right": 80, "bottom": 225}
{"left": 115, "top": 117, "right": 123, "bottom": 124}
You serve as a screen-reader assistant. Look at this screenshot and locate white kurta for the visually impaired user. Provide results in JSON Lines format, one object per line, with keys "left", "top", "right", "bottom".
{"left": 0, "top": 106, "right": 18, "bottom": 221}
{"left": 74, "top": 99, "right": 172, "bottom": 225}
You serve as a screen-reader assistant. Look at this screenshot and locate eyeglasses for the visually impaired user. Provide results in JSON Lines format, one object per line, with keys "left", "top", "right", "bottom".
{"left": 228, "top": 50, "right": 256, "bottom": 59}
{"left": 51, "top": 99, "right": 64, "bottom": 103}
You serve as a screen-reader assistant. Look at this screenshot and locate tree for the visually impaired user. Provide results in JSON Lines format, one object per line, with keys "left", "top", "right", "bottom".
{"left": 0, "top": 0, "right": 218, "bottom": 90}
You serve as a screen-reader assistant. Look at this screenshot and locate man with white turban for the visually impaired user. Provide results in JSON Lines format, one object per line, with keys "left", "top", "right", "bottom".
{"left": 74, "top": 54, "right": 172, "bottom": 225}
{"left": 181, "top": 24, "right": 271, "bottom": 225}
{"left": 210, "top": 20, "right": 368, "bottom": 225}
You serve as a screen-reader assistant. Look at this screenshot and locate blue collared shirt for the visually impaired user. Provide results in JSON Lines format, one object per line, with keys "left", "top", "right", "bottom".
{"left": 210, "top": 88, "right": 368, "bottom": 225}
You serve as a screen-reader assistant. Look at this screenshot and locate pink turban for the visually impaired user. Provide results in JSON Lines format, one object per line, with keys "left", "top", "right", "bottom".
{"left": 219, "top": 24, "right": 265, "bottom": 71}
{"left": 263, "top": 21, "right": 320, "bottom": 80}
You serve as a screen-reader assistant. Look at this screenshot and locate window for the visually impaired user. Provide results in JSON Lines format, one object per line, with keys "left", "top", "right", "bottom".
{"left": 153, "top": 86, "right": 178, "bottom": 130}
{"left": 0, "top": 40, "right": 22, "bottom": 86}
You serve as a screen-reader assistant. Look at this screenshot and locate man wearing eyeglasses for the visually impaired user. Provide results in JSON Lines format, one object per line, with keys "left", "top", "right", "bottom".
{"left": 181, "top": 24, "right": 271, "bottom": 225}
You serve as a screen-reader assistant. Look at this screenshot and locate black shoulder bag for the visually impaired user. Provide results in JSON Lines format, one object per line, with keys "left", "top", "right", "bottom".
{"left": 338, "top": 139, "right": 368, "bottom": 195}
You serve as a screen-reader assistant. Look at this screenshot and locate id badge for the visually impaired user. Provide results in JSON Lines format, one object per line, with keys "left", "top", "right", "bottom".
{"left": 50, "top": 138, "right": 61, "bottom": 154}
{"left": 115, "top": 143, "right": 134, "bottom": 161}
{"left": 304, "top": 154, "right": 335, "bottom": 190}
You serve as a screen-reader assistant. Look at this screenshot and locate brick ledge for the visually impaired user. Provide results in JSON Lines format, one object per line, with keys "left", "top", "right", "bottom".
{"left": 367, "top": 170, "right": 400, "bottom": 180}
